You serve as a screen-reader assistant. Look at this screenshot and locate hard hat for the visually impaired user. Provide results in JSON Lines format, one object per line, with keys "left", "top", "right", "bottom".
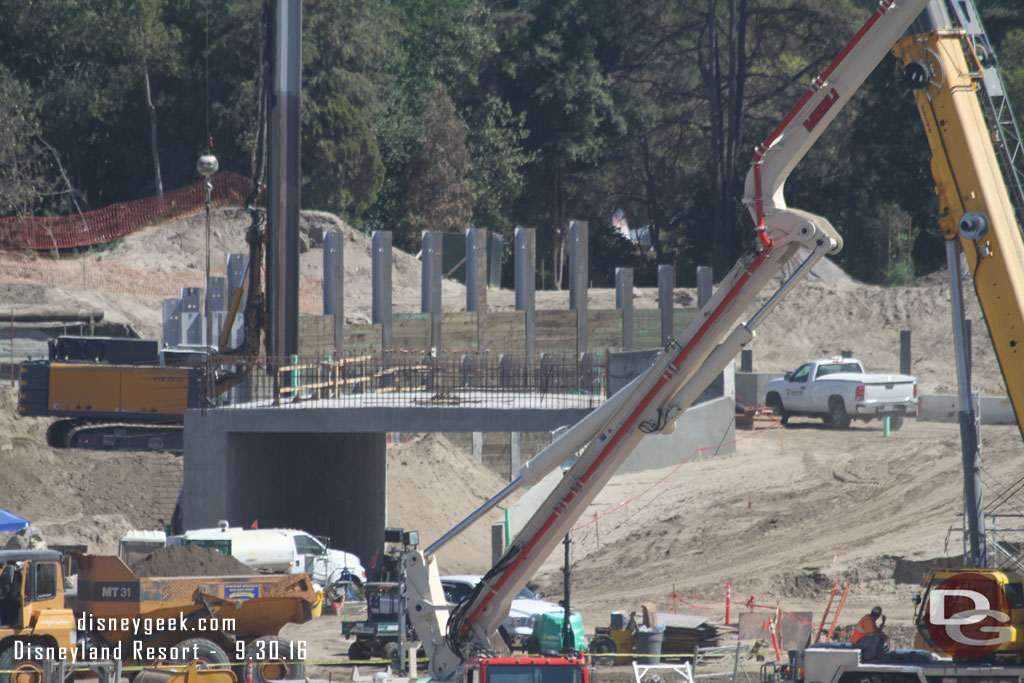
{"left": 871, "top": 606, "right": 882, "bottom": 617}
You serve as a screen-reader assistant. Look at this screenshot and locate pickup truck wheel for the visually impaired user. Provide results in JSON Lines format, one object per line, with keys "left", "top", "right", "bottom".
{"left": 245, "top": 637, "right": 305, "bottom": 683}
{"left": 889, "top": 415, "right": 904, "bottom": 431}
{"left": 0, "top": 644, "right": 47, "bottom": 683}
{"left": 766, "top": 394, "right": 789, "bottom": 425}
{"left": 173, "top": 638, "right": 230, "bottom": 669}
{"left": 829, "top": 399, "right": 851, "bottom": 429}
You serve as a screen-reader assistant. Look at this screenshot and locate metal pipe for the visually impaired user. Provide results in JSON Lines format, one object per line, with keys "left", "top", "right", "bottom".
{"left": 425, "top": 478, "right": 524, "bottom": 558}
{"left": 947, "top": 239, "right": 987, "bottom": 565}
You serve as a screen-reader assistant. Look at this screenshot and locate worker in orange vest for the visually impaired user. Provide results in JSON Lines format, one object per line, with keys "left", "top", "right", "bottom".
{"left": 851, "top": 606, "right": 887, "bottom": 660}
{"left": 851, "top": 606, "right": 885, "bottom": 644}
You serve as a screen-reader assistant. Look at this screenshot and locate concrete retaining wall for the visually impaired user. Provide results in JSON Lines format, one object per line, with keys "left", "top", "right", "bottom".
{"left": 917, "top": 394, "right": 1017, "bottom": 425}
{"left": 507, "top": 394, "right": 736, "bottom": 538}
{"left": 735, "top": 371, "right": 784, "bottom": 406}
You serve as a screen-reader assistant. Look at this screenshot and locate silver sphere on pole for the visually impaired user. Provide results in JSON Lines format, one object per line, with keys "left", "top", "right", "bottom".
{"left": 197, "top": 154, "right": 219, "bottom": 177}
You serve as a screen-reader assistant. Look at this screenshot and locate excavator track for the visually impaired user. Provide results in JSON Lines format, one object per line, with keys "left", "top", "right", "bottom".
{"left": 46, "top": 419, "right": 183, "bottom": 453}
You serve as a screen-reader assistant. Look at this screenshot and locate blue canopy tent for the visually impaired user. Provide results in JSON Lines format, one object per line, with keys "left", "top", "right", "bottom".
{"left": 0, "top": 509, "right": 29, "bottom": 532}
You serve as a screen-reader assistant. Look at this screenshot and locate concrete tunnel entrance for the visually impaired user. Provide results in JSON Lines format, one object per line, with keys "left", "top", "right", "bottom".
{"left": 182, "top": 429, "right": 386, "bottom": 574}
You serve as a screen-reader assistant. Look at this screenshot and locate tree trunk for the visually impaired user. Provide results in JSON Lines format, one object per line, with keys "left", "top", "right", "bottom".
{"left": 137, "top": 1, "right": 163, "bottom": 200}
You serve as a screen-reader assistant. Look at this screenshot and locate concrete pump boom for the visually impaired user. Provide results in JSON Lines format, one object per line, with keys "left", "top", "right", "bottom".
{"left": 403, "top": 1, "right": 932, "bottom": 680}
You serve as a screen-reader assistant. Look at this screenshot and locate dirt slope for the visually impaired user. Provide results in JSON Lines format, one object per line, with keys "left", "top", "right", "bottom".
{"left": 0, "top": 208, "right": 1018, "bottom": 673}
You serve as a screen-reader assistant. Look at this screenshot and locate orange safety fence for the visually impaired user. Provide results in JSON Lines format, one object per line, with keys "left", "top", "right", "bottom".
{"left": 0, "top": 171, "right": 253, "bottom": 251}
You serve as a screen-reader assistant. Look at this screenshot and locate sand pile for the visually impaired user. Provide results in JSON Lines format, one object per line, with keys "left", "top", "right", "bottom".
{"left": 130, "top": 544, "right": 256, "bottom": 577}
{"left": 385, "top": 433, "right": 522, "bottom": 575}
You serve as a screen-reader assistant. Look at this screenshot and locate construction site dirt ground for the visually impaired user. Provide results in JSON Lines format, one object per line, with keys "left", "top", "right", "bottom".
{"left": 0, "top": 208, "right": 1019, "bottom": 679}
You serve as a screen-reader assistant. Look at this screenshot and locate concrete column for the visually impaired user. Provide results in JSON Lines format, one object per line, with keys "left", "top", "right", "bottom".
{"left": 569, "top": 221, "right": 588, "bottom": 356}
{"left": 324, "top": 231, "right": 344, "bottom": 355}
{"left": 472, "top": 432, "right": 483, "bottom": 463}
{"left": 740, "top": 349, "right": 753, "bottom": 373}
{"left": 491, "top": 523, "right": 505, "bottom": 566}
{"left": 900, "top": 330, "right": 911, "bottom": 376}
{"left": 422, "top": 231, "right": 443, "bottom": 353}
{"left": 372, "top": 231, "right": 393, "bottom": 352}
{"left": 514, "top": 228, "right": 536, "bottom": 370}
{"left": 510, "top": 432, "right": 522, "bottom": 480}
{"left": 466, "top": 229, "right": 487, "bottom": 352}
{"left": 659, "top": 265, "right": 674, "bottom": 346}
{"left": 616, "top": 267, "right": 633, "bottom": 350}
{"left": 697, "top": 266, "right": 713, "bottom": 308}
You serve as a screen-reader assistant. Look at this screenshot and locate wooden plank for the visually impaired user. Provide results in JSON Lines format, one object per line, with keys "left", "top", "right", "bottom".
{"left": 438, "top": 312, "right": 479, "bottom": 353}
{"left": 487, "top": 311, "right": 525, "bottom": 355}
{"left": 298, "top": 314, "right": 335, "bottom": 358}
{"left": 586, "top": 309, "right": 625, "bottom": 351}
{"left": 342, "top": 323, "right": 382, "bottom": 358}
{"left": 393, "top": 316, "right": 431, "bottom": 354}
{"left": 535, "top": 310, "right": 577, "bottom": 358}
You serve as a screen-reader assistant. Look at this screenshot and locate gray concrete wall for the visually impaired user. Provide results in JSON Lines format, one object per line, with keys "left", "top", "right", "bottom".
{"left": 607, "top": 350, "right": 731, "bottom": 407}
{"left": 183, "top": 412, "right": 386, "bottom": 571}
{"left": 508, "top": 394, "right": 736, "bottom": 537}
{"left": 918, "top": 394, "right": 1017, "bottom": 425}
{"left": 736, "top": 371, "right": 785, "bottom": 406}
{"left": 616, "top": 395, "right": 736, "bottom": 473}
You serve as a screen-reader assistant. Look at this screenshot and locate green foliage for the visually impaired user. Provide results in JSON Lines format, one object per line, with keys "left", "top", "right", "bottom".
{"left": 1, "top": 0, "right": 1021, "bottom": 286}
{"left": 399, "top": 84, "right": 476, "bottom": 246}
{"left": 303, "top": 93, "right": 385, "bottom": 224}
{"left": 999, "top": 28, "right": 1024, "bottom": 129}
{"left": 0, "top": 67, "right": 51, "bottom": 216}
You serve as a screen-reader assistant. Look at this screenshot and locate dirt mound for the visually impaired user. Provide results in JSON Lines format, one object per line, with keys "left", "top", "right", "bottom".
{"left": 385, "top": 433, "right": 522, "bottom": 574}
{"left": 130, "top": 544, "right": 256, "bottom": 577}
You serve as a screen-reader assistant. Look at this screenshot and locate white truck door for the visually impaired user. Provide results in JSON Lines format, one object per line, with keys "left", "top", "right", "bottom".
{"left": 784, "top": 363, "right": 814, "bottom": 411}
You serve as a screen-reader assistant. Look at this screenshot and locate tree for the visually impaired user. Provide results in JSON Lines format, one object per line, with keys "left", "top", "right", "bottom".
{"left": 127, "top": 0, "right": 182, "bottom": 199}
{"left": 303, "top": 93, "right": 384, "bottom": 222}
{"left": 0, "top": 68, "right": 52, "bottom": 217}
{"left": 400, "top": 84, "right": 476, "bottom": 245}
{"left": 499, "top": 0, "right": 631, "bottom": 287}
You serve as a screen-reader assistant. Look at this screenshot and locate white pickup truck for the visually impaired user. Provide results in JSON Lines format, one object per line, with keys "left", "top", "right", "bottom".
{"left": 763, "top": 357, "right": 917, "bottom": 429}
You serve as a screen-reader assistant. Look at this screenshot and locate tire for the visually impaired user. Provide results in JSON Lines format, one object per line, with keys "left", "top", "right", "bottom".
{"left": 383, "top": 642, "right": 401, "bottom": 670}
{"left": 829, "top": 398, "right": 851, "bottom": 429}
{"left": 589, "top": 635, "right": 617, "bottom": 667}
{"left": 348, "top": 639, "right": 371, "bottom": 662}
{"left": 172, "top": 638, "right": 231, "bottom": 669}
{"left": 526, "top": 635, "right": 539, "bottom": 655}
{"left": 889, "top": 415, "right": 904, "bottom": 431}
{"left": 244, "top": 637, "right": 305, "bottom": 683}
{"left": 0, "top": 643, "right": 48, "bottom": 683}
{"left": 766, "top": 394, "right": 789, "bottom": 425}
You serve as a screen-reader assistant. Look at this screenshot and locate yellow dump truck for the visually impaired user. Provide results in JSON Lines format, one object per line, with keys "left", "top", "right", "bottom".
{"left": 0, "top": 549, "right": 314, "bottom": 683}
